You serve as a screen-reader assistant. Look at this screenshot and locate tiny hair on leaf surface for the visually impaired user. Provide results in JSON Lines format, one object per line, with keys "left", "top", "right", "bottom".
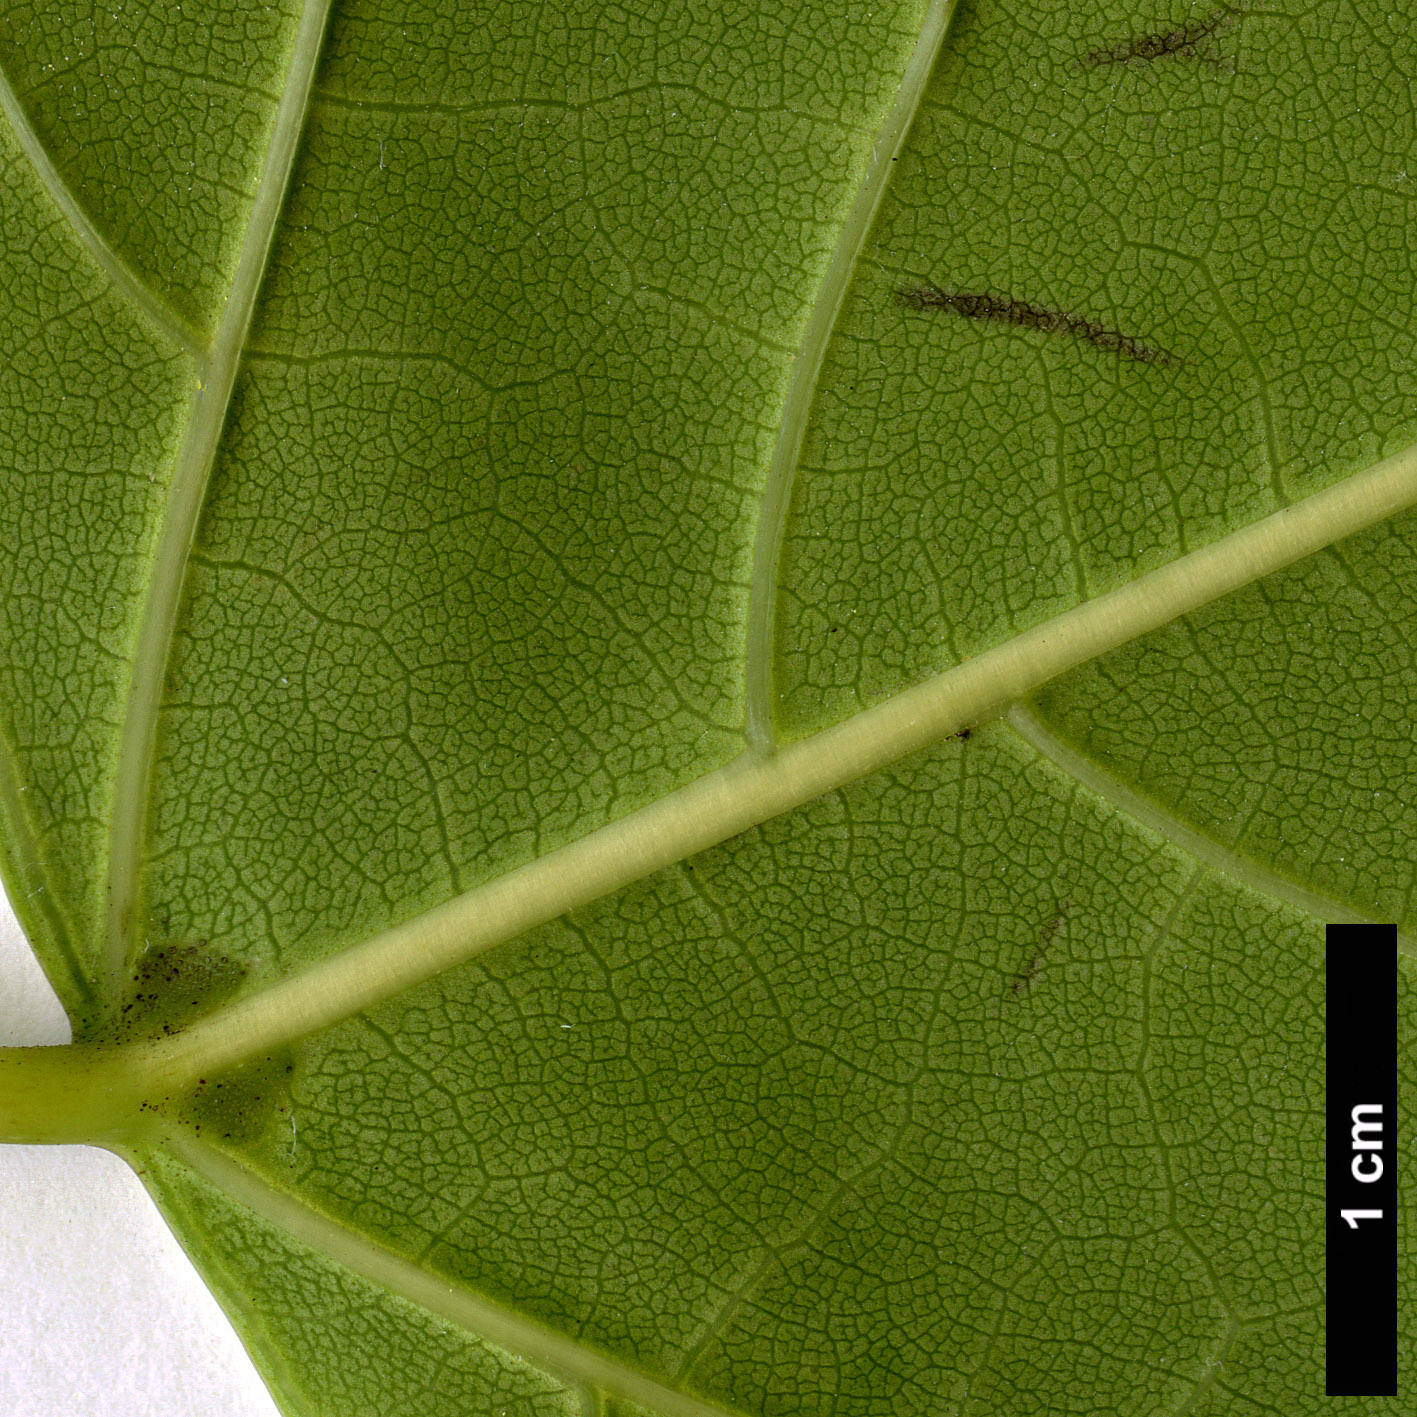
{"left": 1, "top": 0, "right": 1416, "bottom": 1414}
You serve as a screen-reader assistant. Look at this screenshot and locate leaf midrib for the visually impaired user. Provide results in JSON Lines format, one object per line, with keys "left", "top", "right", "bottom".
{"left": 134, "top": 434, "right": 1417, "bottom": 1094}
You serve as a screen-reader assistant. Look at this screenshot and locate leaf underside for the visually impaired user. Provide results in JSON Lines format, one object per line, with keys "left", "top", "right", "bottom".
{"left": 1, "top": 0, "right": 1416, "bottom": 1413}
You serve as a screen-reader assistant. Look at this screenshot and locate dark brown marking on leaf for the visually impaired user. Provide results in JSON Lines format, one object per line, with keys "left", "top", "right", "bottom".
{"left": 1080, "top": 6, "right": 1242, "bottom": 69}
{"left": 183, "top": 1050, "right": 296, "bottom": 1145}
{"left": 898, "top": 286, "right": 1181, "bottom": 367}
{"left": 116, "top": 938, "right": 248, "bottom": 1042}
{"left": 1007, "top": 898, "right": 1072, "bottom": 998}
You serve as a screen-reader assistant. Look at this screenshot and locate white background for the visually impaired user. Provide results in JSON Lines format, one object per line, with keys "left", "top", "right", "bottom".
{"left": 0, "top": 895, "right": 280, "bottom": 1416}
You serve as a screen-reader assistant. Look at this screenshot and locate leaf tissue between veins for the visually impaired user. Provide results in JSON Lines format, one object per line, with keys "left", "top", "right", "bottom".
{"left": 897, "top": 285, "right": 1182, "bottom": 367}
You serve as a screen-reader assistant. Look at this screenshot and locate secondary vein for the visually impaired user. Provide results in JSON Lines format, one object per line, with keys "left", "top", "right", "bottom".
{"left": 100, "top": 0, "right": 334, "bottom": 1007}
{"left": 1006, "top": 704, "right": 1417, "bottom": 956}
{"left": 161, "top": 1136, "right": 748, "bottom": 1417}
{"left": 132, "top": 434, "right": 1417, "bottom": 1087}
{"left": 0, "top": 56, "right": 206, "bottom": 357}
{"left": 741, "top": 0, "right": 961, "bottom": 752}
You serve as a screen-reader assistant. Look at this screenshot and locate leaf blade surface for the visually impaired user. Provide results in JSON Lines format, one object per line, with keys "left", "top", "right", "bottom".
{"left": 1, "top": 0, "right": 1416, "bottom": 1413}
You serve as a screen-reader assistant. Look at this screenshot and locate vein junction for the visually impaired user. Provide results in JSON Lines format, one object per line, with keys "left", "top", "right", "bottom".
{"left": 741, "top": 0, "right": 962, "bottom": 751}
{"left": 1007, "top": 704, "right": 1417, "bottom": 958}
{"left": 0, "top": 57, "right": 205, "bottom": 357}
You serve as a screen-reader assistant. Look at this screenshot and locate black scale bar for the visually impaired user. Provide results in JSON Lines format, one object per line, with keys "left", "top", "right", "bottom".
{"left": 1326, "top": 922, "right": 1397, "bottom": 1396}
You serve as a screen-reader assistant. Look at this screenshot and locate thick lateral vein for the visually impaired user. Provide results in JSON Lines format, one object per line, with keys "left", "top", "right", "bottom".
{"left": 741, "top": 0, "right": 961, "bottom": 750}
{"left": 0, "top": 57, "right": 205, "bottom": 357}
{"left": 100, "top": 0, "right": 334, "bottom": 1005}
{"left": 134, "top": 436, "right": 1417, "bottom": 1087}
{"left": 1007, "top": 704, "right": 1417, "bottom": 957}
{"left": 162, "top": 1136, "right": 747, "bottom": 1417}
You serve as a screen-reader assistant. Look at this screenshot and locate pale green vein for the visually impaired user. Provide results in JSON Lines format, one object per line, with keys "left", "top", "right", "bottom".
{"left": 0, "top": 57, "right": 206, "bottom": 358}
{"left": 162, "top": 1136, "right": 747, "bottom": 1417}
{"left": 741, "top": 0, "right": 960, "bottom": 751}
{"left": 127, "top": 434, "right": 1417, "bottom": 1090}
{"left": 1007, "top": 703, "right": 1417, "bottom": 957}
{"left": 99, "top": 0, "right": 333, "bottom": 1007}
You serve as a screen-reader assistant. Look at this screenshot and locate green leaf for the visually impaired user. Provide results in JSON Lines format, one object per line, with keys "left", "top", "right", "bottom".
{"left": 1, "top": 0, "right": 1415, "bottom": 1412}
